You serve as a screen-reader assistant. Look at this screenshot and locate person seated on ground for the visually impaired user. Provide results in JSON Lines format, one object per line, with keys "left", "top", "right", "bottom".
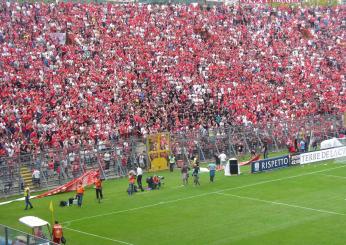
{"left": 146, "top": 176, "right": 154, "bottom": 189}
{"left": 153, "top": 175, "right": 161, "bottom": 189}
{"left": 146, "top": 176, "right": 161, "bottom": 190}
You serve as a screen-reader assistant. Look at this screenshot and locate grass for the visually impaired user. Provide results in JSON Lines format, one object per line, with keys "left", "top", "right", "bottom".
{"left": 1, "top": 158, "right": 346, "bottom": 245}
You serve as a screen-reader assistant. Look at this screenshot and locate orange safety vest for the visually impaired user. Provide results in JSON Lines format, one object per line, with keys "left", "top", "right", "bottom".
{"left": 95, "top": 179, "right": 102, "bottom": 189}
{"left": 53, "top": 224, "right": 63, "bottom": 239}
{"left": 76, "top": 185, "right": 84, "bottom": 195}
{"left": 129, "top": 175, "right": 135, "bottom": 184}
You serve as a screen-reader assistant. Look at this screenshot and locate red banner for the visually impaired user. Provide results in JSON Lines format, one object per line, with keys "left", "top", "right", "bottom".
{"left": 239, "top": 154, "right": 261, "bottom": 166}
{"left": 35, "top": 170, "right": 99, "bottom": 198}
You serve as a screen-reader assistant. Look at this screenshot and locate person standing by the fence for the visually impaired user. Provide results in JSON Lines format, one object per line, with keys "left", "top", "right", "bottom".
{"left": 136, "top": 166, "right": 144, "bottom": 192}
{"left": 168, "top": 154, "right": 176, "bottom": 172}
{"left": 94, "top": 176, "right": 103, "bottom": 203}
{"left": 32, "top": 168, "right": 41, "bottom": 187}
{"left": 181, "top": 164, "right": 190, "bottom": 185}
{"left": 76, "top": 182, "right": 84, "bottom": 207}
{"left": 192, "top": 163, "right": 200, "bottom": 186}
{"left": 104, "top": 152, "right": 111, "bottom": 170}
{"left": 24, "top": 185, "right": 33, "bottom": 210}
{"left": 128, "top": 171, "right": 136, "bottom": 195}
{"left": 218, "top": 151, "right": 227, "bottom": 170}
{"left": 299, "top": 139, "right": 306, "bottom": 153}
{"left": 262, "top": 142, "right": 268, "bottom": 159}
{"left": 214, "top": 152, "right": 220, "bottom": 170}
{"left": 208, "top": 162, "right": 216, "bottom": 183}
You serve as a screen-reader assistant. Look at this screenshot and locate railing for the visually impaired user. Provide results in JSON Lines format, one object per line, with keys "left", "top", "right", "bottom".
{"left": 0, "top": 114, "right": 343, "bottom": 197}
{"left": 0, "top": 224, "right": 58, "bottom": 245}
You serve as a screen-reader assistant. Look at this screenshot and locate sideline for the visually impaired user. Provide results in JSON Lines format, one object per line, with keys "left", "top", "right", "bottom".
{"left": 318, "top": 173, "right": 346, "bottom": 180}
{"left": 63, "top": 164, "right": 346, "bottom": 224}
{"left": 0, "top": 195, "right": 37, "bottom": 206}
{"left": 215, "top": 192, "right": 345, "bottom": 216}
{"left": 64, "top": 227, "right": 134, "bottom": 245}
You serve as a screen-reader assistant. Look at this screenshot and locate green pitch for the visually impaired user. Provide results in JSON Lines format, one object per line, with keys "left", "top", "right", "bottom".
{"left": 1, "top": 160, "right": 346, "bottom": 245}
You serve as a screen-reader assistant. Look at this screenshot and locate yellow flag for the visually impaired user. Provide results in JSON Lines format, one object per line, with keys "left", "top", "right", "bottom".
{"left": 49, "top": 200, "right": 54, "bottom": 213}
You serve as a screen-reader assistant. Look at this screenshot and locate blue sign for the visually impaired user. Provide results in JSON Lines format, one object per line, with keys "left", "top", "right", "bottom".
{"left": 251, "top": 155, "right": 290, "bottom": 173}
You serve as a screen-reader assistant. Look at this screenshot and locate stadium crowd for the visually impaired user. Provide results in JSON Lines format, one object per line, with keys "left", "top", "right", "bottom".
{"left": 0, "top": 2, "right": 345, "bottom": 158}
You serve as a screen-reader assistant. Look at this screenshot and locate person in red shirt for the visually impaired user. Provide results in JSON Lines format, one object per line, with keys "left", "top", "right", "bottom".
{"left": 94, "top": 176, "right": 103, "bottom": 203}
{"left": 52, "top": 221, "right": 64, "bottom": 244}
{"left": 76, "top": 182, "right": 84, "bottom": 207}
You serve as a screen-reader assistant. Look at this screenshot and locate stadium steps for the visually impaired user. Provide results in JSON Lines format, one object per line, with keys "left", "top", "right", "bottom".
{"left": 20, "top": 167, "right": 34, "bottom": 190}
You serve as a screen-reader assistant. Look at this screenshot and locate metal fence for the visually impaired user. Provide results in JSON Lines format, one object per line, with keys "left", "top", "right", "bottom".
{"left": 0, "top": 114, "right": 344, "bottom": 197}
{"left": 170, "top": 114, "right": 343, "bottom": 162}
{"left": 0, "top": 224, "right": 58, "bottom": 245}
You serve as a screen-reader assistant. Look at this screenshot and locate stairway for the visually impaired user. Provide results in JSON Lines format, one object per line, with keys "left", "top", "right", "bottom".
{"left": 20, "top": 167, "right": 34, "bottom": 190}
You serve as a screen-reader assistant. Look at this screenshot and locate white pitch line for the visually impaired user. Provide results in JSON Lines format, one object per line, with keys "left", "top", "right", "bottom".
{"left": 215, "top": 192, "right": 345, "bottom": 216}
{"left": 64, "top": 227, "right": 134, "bottom": 245}
{"left": 319, "top": 174, "right": 346, "bottom": 180}
{"left": 63, "top": 164, "right": 346, "bottom": 225}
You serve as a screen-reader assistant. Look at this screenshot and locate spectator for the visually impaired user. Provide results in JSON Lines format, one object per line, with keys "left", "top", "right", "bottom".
{"left": 218, "top": 151, "right": 227, "bottom": 170}
{"left": 300, "top": 139, "right": 306, "bottom": 153}
{"left": 214, "top": 152, "right": 220, "bottom": 170}
{"left": 104, "top": 152, "right": 111, "bottom": 170}
{"left": 312, "top": 139, "right": 318, "bottom": 151}
{"left": 168, "top": 153, "right": 176, "bottom": 172}
{"left": 262, "top": 141, "right": 269, "bottom": 159}
{"left": 32, "top": 169, "right": 40, "bottom": 187}
{"left": 0, "top": 2, "right": 343, "bottom": 163}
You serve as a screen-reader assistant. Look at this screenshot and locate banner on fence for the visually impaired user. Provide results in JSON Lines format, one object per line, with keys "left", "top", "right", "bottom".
{"left": 251, "top": 155, "right": 290, "bottom": 173}
{"left": 300, "top": 146, "right": 346, "bottom": 165}
{"left": 35, "top": 170, "right": 99, "bottom": 198}
{"left": 290, "top": 153, "right": 301, "bottom": 166}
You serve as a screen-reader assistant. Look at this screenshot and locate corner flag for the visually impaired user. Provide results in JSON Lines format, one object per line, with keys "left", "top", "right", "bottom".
{"left": 49, "top": 201, "right": 55, "bottom": 225}
{"left": 49, "top": 201, "right": 54, "bottom": 213}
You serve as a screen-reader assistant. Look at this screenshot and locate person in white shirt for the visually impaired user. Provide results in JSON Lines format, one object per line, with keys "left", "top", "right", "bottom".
{"left": 218, "top": 152, "right": 227, "bottom": 170}
{"left": 104, "top": 152, "right": 111, "bottom": 170}
{"left": 168, "top": 154, "right": 176, "bottom": 172}
{"left": 136, "top": 166, "right": 144, "bottom": 192}
{"left": 32, "top": 169, "right": 41, "bottom": 187}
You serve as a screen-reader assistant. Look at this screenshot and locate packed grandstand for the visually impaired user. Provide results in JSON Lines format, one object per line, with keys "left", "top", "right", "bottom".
{"left": 0, "top": 2, "right": 345, "bottom": 194}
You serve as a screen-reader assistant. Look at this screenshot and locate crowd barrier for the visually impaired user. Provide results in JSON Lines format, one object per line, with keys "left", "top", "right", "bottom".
{"left": 251, "top": 145, "right": 346, "bottom": 173}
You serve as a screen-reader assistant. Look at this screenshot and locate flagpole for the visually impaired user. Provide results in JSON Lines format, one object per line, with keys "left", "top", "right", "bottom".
{"left": 49, "top": 201, "right": 55, "bottom": 226}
